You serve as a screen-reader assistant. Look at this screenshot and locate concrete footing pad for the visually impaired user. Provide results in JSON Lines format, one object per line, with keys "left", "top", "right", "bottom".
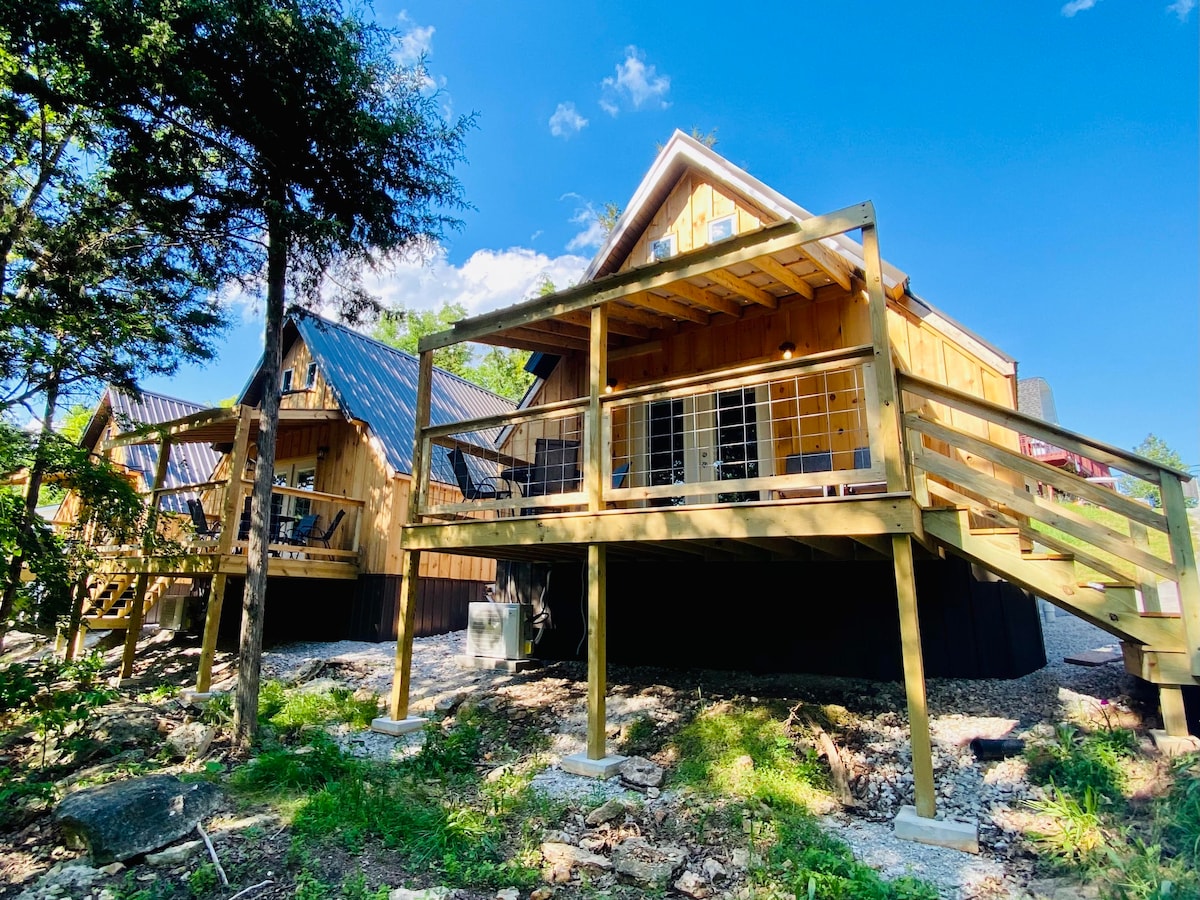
{"left": 1150, "top": 729, "right": 1200, "bottom": 757}
{"left": 370, "top": 716, "right": 427, "bottom": 736}
{"left": 453, "top": 654, "right": 539, "bottom": 673}
{"left": 179, "top": 690, "right": 218, "bottom": 705}
{"left": 893, "top": 806, "right": 979, "bottom": 853}
{"left": 560, "top": 753, "right": 627, "bottom": 779}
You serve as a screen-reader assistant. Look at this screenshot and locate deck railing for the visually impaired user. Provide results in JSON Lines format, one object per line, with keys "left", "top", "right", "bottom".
{"left": 95, "top": 478, "right": 365, "bottom": 565}
{"left": 899, "top": 372, "right": 1198, "bottom": 618}
{"left": 416, "top": 345, "right": 889, "bottom": 518}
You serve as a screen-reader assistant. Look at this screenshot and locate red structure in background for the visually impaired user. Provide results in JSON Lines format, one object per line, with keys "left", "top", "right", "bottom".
{"left": 1020, "top": 435, "right": 1113, "bottom": 482}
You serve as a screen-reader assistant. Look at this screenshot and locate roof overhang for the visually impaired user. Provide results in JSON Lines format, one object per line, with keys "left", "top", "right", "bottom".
{"left": 101, "top": 406, "right": 347, "bottom": 449}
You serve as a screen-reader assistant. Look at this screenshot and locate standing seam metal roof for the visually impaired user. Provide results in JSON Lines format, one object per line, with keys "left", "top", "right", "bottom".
{"left": 291, "top": 315, "right": 516, "bottom": 485}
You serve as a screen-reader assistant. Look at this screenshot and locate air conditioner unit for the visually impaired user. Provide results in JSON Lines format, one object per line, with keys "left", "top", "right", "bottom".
{"left": 466, "top": 602, "right": 530, "bottom": 660}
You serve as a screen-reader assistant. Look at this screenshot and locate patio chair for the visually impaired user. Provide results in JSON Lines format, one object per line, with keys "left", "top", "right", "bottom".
{"left": 530, "top": 438, "right": 581, "bottom": 496}
{"left": 309, "top": 509, "right": 346, "bottom": 548}
{"left": 841, "top": 446, "right": 887, "bottom": 496}
{"left": 612, "top": 462, "right": 630, "bottom": 489}
{"left": 777, "top": 450, "right": 834, "bottom": 499}
{"left": 287, "top": 514, "right": 321, "bottom": 545}
{"left": 186, "top": 499, "right": 220, "bottom": 538}
{"left": 448, "top": 447, "right": 513, "bottom": 500}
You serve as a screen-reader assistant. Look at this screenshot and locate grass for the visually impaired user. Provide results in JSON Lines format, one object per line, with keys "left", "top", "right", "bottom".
{"left": 256, "top": 680, "right": 380, "bottom": 739}
{"left": 671, "top": 701, "right": 938, "bottom": 900}
{"left": 1023, "top": 724, "right": 1200, "bottom": 899}
{"left": 233, "top": 706, "right": 559, "bottom": 891}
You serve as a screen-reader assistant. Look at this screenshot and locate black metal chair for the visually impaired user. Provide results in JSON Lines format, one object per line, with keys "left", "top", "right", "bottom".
{"left": 448, "top": 447, "right": 513, "bottom": 500}
{"left": 186, "top": 499, "right": 220, "bottom": 538}
{"left": 309, "top": 509, "right": 346, "bottom": 548}
{"left": 530, "top": 438, "right": 581, "bottom": 496}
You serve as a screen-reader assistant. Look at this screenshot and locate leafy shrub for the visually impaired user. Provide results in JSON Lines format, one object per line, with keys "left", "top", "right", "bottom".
{"left": 256, "top": 681, "right": 379, "bottom": 740}
{"left": 1025, "top": 724, "right": 1135, "bottom": 806}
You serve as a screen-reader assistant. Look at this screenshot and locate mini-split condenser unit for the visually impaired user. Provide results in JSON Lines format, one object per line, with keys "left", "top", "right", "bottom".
{"left": 466, "top": 602, "right": 530, "bottom": 660}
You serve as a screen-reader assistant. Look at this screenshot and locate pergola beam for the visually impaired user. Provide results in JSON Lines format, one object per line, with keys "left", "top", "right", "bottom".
{"left": 419, "top": 202, "right": 876, "bottom": 352}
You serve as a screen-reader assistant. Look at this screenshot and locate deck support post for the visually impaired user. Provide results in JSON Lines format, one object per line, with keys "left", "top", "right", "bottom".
{"left": 195, "top": 574, "right": 228, "bottom": 694}
{"left": 373, "top": 351, "right": 434, "bottom": 737}
{"left": 1160, "top": 474, "right": 1200, "bottom": 678}
{"left": 893, "top": 533, "right": 935, "bottom": 819}
{"left": 586, "top": 305, "right": 608, "bottom": 511}
{"left": 120, "top": 435, "right": 173, "bottom": 680}
{"left": 1160, "top": 685, "right": 1190, "bottom": 737}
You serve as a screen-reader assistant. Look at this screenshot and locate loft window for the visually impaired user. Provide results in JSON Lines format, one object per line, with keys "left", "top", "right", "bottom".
{"left": 650, "top": 234, "right": 676, "bottom": 262}
{"left": 281, "top": 368, "right": 294, "bottom": 392}
{"left": 305, "top": 362, "right": 318, "bottom": 388}
{"left": 708, "top": 215, "right": 736, "bottom": 243}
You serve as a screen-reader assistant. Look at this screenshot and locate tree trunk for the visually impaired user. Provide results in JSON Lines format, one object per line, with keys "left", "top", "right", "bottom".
{"left": 233, "top": 186, "right": 287, "bottom": 751}
{"left": 0, "top": 374, "right": 60, "bottom": 651}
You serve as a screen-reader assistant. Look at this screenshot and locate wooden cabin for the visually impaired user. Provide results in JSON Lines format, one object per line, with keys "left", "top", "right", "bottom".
{"left": 78, "top": 314, "right": 513, "bottom": 687}
{"left": 377, "top": 131, "right": 1200, "bottom": 829}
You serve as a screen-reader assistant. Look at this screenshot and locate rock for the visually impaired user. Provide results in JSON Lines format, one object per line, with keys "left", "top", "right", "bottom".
{"left": 702, "top": 858, "right": 726, "bottom": 881}
{"left": 54, "top": 775, "right": 222, "bottom": 864}
{"left": 14, "top": 862, "right": 100, "bottom": 900}
{"left": 585, "top": 798, "right": 627, "bottom": 826}
{"left": 165, "top": 723, "right": 216, "bottom": 760}
{"left": 144, "top": 840, "right": 202, "bottom": 865}
{"left": 675, "top": 870, "right": 711, "bottom": 899}
{"left": 530, "top": 889, "right": 554, "bottom": 900}
{"left": 99, "top": 862, "right": 125, "bottom": 876}
{"left": 485, "top": 765, "right": 513, "bottom": 783}
{"left": 610, "top": 838, "right": 686, "bottom": 888}
{"left": 289, "top": 658, "right": 325, "bottom": 684}
{"left": 543, "top": 864, "right": 571, "bottom": 884}
{"left": 494, "top": 890, "right": 519, "bottom": 900}
{"left": 729, "top": 848, "right": 750, "bottom": 870}
{"left": 619, "top": 756, "right": 664, "bottom": 788}
{"left": 435, "top": 692, "right": 468, "bottom": 713}
{"left": 646, "top": 787, "right": 661, "bottom": 799}
{"left": 388, "top": 889, "right": 458, "bottom": 900}
{"left": 99, "top": 891, "right": 117, "bottom": 900}
{"left": 539, "top": 842, "right": 611, "bottom": 872}
{"left": 577, "top": 836, "right": 606, "bottom": 852}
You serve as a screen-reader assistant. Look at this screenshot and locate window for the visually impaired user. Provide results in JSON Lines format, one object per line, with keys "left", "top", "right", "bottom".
{"left": 305, "top": 362, "right": 318, "bottom": 388}
{"left": 650, "top": 234, "right": 676, "bottom": 262}
{"left": 281, "top": 368, "right": 294, "bottom": 392}
{"left": 708, "top": 215, "right": 736, "bottom": 244}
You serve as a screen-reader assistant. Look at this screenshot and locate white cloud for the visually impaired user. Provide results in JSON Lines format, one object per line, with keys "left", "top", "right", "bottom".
{"left": 560, "top": 194, "right": 608, "bottom": 253}
{"left": 1167, "top": 0, "right": 1196, "bottom": 19}
{"left": 1061, "top": 0, "right": 1100, "bottom": 16}
{"left": 361, "top": 244, "right": 590, "bottom": 317}
{"left": 549, "top": 102, "right": 589, "bottom": 138}
{"left": 394, "top": 11, "right": 434, "bottom": 66}
{"left": 600, "top": 46, "right": 671, "bottom": 115}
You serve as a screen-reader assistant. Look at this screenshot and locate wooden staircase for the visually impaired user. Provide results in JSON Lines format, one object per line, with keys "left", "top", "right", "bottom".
{"left": 900, "top": 372, "right": 1200, "bottom": 690}
{"left": 81, "top": 574, "right": 175, "bottom": 630}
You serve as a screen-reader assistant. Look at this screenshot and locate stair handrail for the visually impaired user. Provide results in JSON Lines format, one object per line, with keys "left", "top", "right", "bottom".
{"left": 898, "top": 372, "right": 1193, "bottom": 486}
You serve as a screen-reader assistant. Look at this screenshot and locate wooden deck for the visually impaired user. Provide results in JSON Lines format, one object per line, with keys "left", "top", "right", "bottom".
{"left": 91, "top": 545, "right": 359, "bottom": 579}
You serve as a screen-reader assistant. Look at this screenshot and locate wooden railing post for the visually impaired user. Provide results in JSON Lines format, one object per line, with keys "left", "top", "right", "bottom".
{"left": 1160, "top": 474, "right": 1200, "bottom": 679}
{"left": 587, "top": 305, "right": 608, "bottom": 512}
{"left": 861, "top": 213, "right": 906, "bottom": 494}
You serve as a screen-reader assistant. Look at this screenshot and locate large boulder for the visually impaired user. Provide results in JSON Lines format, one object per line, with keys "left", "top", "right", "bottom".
{"left": 611, "top": 838, "right": 687, "bottom": 888}
{"left": 54, "top": 775, "right": 222, "bottom": 864}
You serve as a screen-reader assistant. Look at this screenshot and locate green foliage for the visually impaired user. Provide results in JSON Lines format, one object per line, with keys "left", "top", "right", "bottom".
{"left": 1025, "top": 724, "right": 1136, "bottom": 807}
{"left": 281, "top": 716, "right": 548, "bottom": 889}
{"left": 373, "top": 301, "right": 534, "bottom": 401}
{"left": 230, "top": 733, "right": 359, "bottom": 795}
{"left": 672, "top": 704, "right": 935, "bottom": 899}
{"left": 186, "top": 863, "right": 219, "bottom": 898}
{"left": 1119, "top": 434, "right": 1193, "bottom": 508}
{"left": 1026, "top": 785, "right": 1108, "bottom": 866}
{"left": 256, "top": 680, "right": 380, "bottom": 739}
{"left": 1163, "top": 758, "right": 1200, "bottom": 868}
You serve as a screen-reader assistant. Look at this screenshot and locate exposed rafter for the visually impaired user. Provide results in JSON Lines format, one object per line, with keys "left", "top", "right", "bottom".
{"left": 705, "top": 269, "right": 779, "bottom": 308}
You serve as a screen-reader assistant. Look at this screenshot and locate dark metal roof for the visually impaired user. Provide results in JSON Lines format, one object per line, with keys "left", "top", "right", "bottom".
{"left": 94, "top": 388, "right": 222, "bottom": 513}
{"left": 287, "top": 315, "right": 515, "bottom": 484}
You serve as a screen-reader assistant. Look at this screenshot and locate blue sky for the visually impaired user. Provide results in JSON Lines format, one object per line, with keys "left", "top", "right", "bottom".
{"left": 143, "top": 0, "right": 1200, "bottom": 469}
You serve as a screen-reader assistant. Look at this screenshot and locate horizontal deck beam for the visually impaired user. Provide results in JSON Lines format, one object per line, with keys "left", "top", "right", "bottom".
{"left": 90, "top": 553, "right": 358, "bottom": 580}
{"left": 403, "top": 494, "right": 920, "bottom": 552}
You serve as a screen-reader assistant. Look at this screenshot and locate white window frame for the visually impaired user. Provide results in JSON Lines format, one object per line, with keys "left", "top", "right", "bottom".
{"left": 281, "top": 368, "right": 294, "bottom": 393}
{"left": 305, "top": 361, "right": 318, "bottom": 388}
{"left": 708, "top": 214, "right": 736, "bottom": 244}
{"left": 650, "top": 234, "right": 676, "bottom": 262}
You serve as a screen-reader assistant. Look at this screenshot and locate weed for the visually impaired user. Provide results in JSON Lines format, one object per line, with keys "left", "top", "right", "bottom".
{"left": 1026, "top": 785, "right": 1108, "bottom": 866}
{"left": 293, "top": 869, "right": 331, "bottom": 900}
{"left": 199, "top": 692, "right": 232, "bottom": 727}
{"left": 1025, "top": 724, "right": 1135, "bottom": 807}
{"left": 257, "top": 681, "right": 379, "bottom": 740}
{"left": 231, "top": 733, "right": 360, "bottom": 795}
{"left": 1162, "top": 756, "right": 1200, "bottom": 867}
{"left": 618, "top": 713, "right": 660, "bottom": 756}
{"left": 186, "top": 863, "right": 219, "bottom": 897}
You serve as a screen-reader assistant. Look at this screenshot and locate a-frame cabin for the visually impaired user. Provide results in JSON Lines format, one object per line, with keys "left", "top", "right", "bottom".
{"left": 80, "top": 314, "right": 512, "bottom": 687}
{"left": 377, "top": 131, "right": 1199, "bottom": 832}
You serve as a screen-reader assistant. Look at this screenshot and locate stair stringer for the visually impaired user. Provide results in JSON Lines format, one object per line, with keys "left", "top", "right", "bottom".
{"left": 922, "top": 508, "right": 1187, "bottom": 656}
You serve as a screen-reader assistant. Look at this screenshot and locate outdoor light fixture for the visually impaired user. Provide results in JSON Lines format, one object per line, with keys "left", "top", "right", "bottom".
{"left": 317, "top": 445, "right": 329, "bottom": 461}
{"left": 779, "top": 341, "right": 796, "bottom": 360}
{"left": 605, "top": 377, "right": 618, "bottom": 394}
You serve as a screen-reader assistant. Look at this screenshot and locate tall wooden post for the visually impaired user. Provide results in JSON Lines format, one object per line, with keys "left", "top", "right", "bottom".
{"left": 196, "top": 407, "right": 253, "bottom": 693}
{"left": 861, "top": 214, "right": 906, "bottom": 494}
{"left": 1161, "top": 474, "right": 1200, "bottom": 681}
{"left": 1160, "top": 685, "right": 1190, "bottom": 737}
{"left": 586, "top": 542, "right": 608, "bottom": 759}
{"left": 377, "top": 349, "right": 432, "bottom": 733}
{"left": 894, "top": 533, "right": 936, "bottom": 818}
{"left": 120, "top": 435, "right": 173, "bottom": 680}
{"left": 586, "top": 305, "right": 608, "bottom": 512}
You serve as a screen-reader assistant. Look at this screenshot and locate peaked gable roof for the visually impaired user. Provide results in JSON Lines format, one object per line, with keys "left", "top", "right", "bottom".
{"left": 241, "top": 314, "right": 515, "bottom": 483}
{"left": 82, "top": 387, "right": 221, "bottom": 513}
{"left": 584, "top": 130, "right": 1014, "bottom": 373}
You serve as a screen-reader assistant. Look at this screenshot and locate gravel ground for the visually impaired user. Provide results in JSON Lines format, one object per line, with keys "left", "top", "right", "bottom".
{"left": 252, "top": 609, "right": 1135, "bottom": 899}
